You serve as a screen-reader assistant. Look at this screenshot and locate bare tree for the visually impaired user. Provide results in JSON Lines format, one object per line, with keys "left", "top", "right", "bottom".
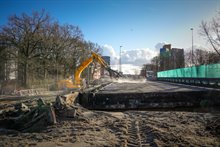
{"left": 184, "top": 50, "right": 192, "bottom": 67}
{"left": 0, "top": 40, "right": 10, "bottom": 82}
{"left": 151, "top": 55, "right": 160, "bottom": 72}
{"left": 185, "top": 48, "right": 219, "bottom": 66}
{"left": 0, "top": 10, "right": 51, "bottom": 87}
{"left": 46, "top": 23, "right": 83, "bottom": 81}
{"left": 0, "top": 10, "right": 100, "bottom": 90}
{"left": 194, "top": 49, "right": 209, "bottom": 65}
{"left": 200, "top": 12, "right": 220, "bottom": 57}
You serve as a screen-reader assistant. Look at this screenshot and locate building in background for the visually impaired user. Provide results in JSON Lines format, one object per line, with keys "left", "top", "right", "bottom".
{"left": 102, "top": 56, "right": 110, "bottom": 65}
{"left": 159, "top": 44, "right": 184, "bottom": 71}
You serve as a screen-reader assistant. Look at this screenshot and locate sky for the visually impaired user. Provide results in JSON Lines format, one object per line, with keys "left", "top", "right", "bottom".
{"left": 0, "top": 0, "right": 220, "bottom": 74}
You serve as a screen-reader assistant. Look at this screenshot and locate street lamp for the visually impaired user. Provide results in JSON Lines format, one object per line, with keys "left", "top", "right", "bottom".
{"left": 190, "top": 28, "right": 194, "bottom": 66}
{"left": 120, "top": 46, "right": 122, "bottom": 73}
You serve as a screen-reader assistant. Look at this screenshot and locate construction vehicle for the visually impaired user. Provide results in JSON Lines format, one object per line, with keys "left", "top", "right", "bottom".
{"left": 58, "top": 52, "right": 122, "bottom": 89}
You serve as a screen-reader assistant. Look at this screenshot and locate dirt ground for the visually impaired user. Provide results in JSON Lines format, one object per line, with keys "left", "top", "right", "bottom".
{"left": 0, "top": 105, "right": 219, "bottom": 147}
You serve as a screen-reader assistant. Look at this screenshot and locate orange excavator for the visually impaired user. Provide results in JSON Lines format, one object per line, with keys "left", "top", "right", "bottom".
{"left": 58, "top": 52, "right": 122, "bottom": 89}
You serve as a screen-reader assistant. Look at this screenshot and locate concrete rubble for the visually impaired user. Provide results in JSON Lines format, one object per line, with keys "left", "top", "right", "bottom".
{"left": 54, "top": 92, "right": 79, "bottom": 118}
{"left": 0, "top": 92, "right": 79, "bottom": 133}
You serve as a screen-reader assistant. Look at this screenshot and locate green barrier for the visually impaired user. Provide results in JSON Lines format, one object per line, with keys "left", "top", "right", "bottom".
{"left": 157, "top": 63, "right": 220, "bottom": 78}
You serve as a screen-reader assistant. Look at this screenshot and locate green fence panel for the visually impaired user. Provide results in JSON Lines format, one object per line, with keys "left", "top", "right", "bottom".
{"left": 198, "top": 65, "right": 206, "bottom": 78}
{"left": 157, "top": 63, "right": 220, "bottom": 78}
{"left": 207, "top": 64, "right": 220, "bottom": 78}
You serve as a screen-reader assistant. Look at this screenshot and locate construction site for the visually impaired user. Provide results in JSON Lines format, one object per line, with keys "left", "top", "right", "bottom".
{"left": 0, "top": 49, "right": 220, "bottom": 147}
{"left": 0, "top": 79, "right": 219, "bottom": 146}
{"left": 1, "top": 1, "right": 220, "bottom": 147}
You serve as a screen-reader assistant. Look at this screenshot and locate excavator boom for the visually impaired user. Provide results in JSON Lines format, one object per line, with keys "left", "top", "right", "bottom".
{"left": 58, "top": 52, "right": 122, "bottom": 89}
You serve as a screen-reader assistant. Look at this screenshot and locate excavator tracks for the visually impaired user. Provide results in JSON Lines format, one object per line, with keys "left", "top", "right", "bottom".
{"left": 123, "top": 113, "right": 158, "bottom": 147}
{"left": 127, "top": 120, "right": 141, "bottom": 146}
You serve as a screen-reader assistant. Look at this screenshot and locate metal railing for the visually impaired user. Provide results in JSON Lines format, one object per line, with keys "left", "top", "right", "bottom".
{"left": 157, "top": 77, "right": 220, "bottom": 88}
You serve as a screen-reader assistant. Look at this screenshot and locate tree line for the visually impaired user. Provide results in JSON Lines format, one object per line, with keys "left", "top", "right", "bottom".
{"left": 0, "top": 10, "right": 101, "bottom": 90}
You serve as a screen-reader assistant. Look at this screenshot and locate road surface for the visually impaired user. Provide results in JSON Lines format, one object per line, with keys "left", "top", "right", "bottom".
{"left": 98, "top": 80, "right": 219, "bottom": 94}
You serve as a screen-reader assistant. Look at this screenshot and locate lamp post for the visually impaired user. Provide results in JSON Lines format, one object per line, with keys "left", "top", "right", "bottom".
{"left": 190, "top": 28, "right": 194, "bottom": 66}
{"left": 119, "top": 46, "right": 122, "bottom": 73}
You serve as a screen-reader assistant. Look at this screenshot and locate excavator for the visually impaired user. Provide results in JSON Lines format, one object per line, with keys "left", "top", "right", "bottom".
{"left": 58, "top": 52, "right": 122, "bottom": 89}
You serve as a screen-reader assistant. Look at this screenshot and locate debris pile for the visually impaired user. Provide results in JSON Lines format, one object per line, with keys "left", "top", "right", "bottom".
{"left": 54, "top": 92, "right": 79, "bottom": 118}
{"left": 0, "top": 92, "right": 79, "bottom": 133}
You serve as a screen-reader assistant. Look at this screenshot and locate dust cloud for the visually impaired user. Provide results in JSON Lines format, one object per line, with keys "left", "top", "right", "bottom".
{"left": 113, "top": 78, "right": 146, "bottom": 83}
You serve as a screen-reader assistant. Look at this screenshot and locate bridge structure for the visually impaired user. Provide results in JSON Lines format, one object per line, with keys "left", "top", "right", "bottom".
{"left": 79, "top": 80, "right": 220, "bottom": 111}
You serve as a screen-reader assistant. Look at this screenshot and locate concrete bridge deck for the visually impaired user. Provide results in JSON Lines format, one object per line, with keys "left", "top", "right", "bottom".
{"left": 98, "top": 80, "right": 219, "bottom": 94}
{"left": 79, "top": 80, "right": 220, "bottom": 110}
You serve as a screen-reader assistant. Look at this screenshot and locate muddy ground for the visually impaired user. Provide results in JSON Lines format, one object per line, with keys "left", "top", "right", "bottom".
{"left": 0, "top": 80, "right": 219, "bottom": 147}
{"left": 0, "top": 105, "right": 219, "bottom": 147}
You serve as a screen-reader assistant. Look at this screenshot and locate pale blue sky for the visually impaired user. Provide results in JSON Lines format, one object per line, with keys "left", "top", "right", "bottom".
{"left": 0, "top": 0, "right": 220, "bottom": 73}
{"left": 1, "top": 0, "right": 219, "bottom": 50}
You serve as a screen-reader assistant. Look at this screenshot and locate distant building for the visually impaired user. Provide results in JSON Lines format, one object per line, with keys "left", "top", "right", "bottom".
{"left": 102, "top": 56, "right": 110, "bottom": 65}
{"left": 160, "top": 44, "right": 184, "bottom": 71}
{"left": 163, "top": 44, "right": 171, "bottom": 50}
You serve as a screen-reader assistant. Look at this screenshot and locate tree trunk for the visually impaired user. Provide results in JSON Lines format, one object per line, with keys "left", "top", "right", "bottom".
{"left": 23, "top": 61, "right": 28, "bottom": 88}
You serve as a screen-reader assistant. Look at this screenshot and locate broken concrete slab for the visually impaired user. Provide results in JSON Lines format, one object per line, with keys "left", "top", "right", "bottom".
{"left": 54, "top": 92, "right": 79, "bottom": 118}
{"left": 54, "top": 92, "right": 79, "bottom": 109}
{"left": 0, "top": 98, "right": 57, "bottom": 132}
{"left": 14, "top": 103, "right": 30, "bottom": 112}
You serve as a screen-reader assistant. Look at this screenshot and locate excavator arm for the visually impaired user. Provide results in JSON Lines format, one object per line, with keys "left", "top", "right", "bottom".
{"left": 74, "top": 54, "right": 94, "bottom": 86}
{"left": 58, "top": 52, "right": 122, "bottom": 89}
{"left": 91, "top": 52, "right": 122, "bottom": 77}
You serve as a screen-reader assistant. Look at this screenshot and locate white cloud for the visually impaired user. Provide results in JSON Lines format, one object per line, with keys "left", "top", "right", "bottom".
{"left": 102, "top": 44, "right": 158, "bottom": 74}
{"left": 154, "top": 42, "right": 169, "bottom": 51}
{"left": 102, "top": 44, "right": 118, "bottom": 58}
{"left": 102, "top": 44, "right": 119, "bottom": 65}
{"left": 121, "top": 48, "right": 158, "bottom": 66}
